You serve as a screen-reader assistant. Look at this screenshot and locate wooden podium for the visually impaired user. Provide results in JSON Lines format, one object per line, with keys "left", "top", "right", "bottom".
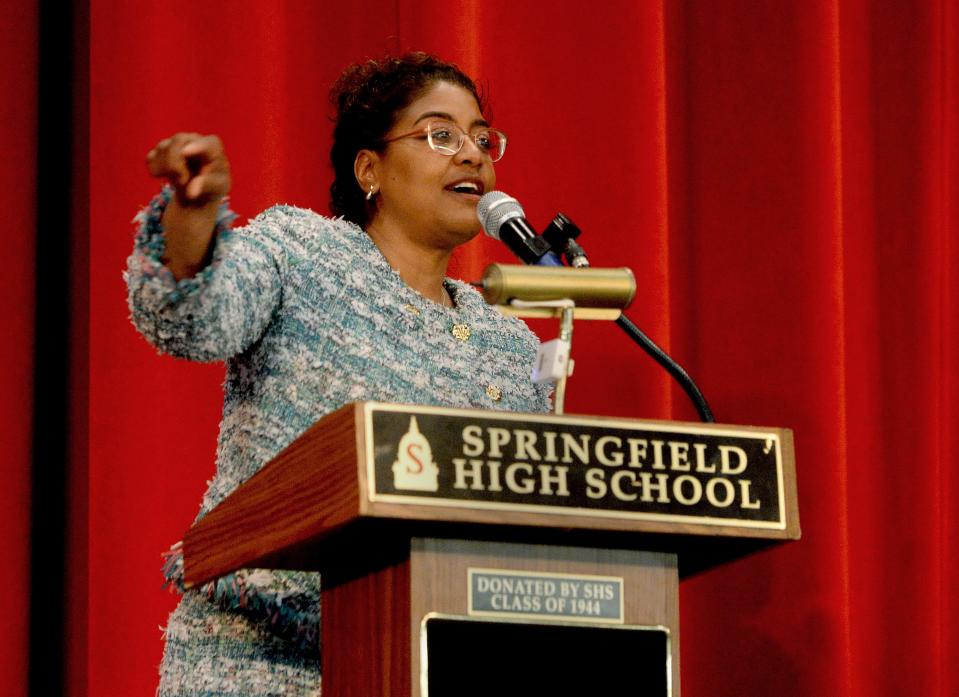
{"left": 182, "top": 401, "right": 799, "bottom": 696}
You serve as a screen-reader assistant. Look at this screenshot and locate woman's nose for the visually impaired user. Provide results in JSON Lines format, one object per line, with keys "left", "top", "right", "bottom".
{"left": 455, "top": 134, "right": 486, "bottom": 164}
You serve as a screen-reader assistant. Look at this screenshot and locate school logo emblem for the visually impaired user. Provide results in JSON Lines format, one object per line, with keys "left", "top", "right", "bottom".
{"left": 392, "top": 416, "right": 440, "bottom": 491}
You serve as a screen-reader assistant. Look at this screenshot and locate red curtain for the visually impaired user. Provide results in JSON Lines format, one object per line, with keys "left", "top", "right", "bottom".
{"left": 1, "top": 4, "right": 36, "bottom": 697}
{"left": 89, "top": 2, "right": 957, "bottom": 696}
{"left": 671, "top": 2, "right": 958, "bottom": 695}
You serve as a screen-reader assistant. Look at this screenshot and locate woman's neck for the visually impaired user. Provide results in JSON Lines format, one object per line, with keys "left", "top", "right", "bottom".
{"left": 365, "top": 220, "right": 454, "bottom": 306}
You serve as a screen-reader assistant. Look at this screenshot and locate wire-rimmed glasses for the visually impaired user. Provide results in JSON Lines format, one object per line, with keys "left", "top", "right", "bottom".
{"left": 384, "top": 119, "right": 507, "bottom": 162}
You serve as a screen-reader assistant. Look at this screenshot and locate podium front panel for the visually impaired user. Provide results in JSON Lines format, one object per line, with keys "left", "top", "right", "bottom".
{"left": 409, "top": 538, "right": 679, "bottom": 696}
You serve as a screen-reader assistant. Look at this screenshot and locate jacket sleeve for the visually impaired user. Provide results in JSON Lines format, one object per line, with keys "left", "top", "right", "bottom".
{"left": 125, "top": 187, "right": 287, "bottom": 362}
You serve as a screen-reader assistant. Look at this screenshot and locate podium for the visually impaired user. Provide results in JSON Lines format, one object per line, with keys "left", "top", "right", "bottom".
{"left": 182, "top": 401, "right": 799, "bottom": 696}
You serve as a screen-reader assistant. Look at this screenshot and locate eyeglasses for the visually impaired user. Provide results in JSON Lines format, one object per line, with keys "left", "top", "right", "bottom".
{"left": 384, "top": 119, "right": 508, "bottom": 162}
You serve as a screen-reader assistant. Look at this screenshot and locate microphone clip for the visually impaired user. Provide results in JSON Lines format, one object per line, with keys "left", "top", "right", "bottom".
{"left": 542, "top": 213, "right": 589, "bottom": 267}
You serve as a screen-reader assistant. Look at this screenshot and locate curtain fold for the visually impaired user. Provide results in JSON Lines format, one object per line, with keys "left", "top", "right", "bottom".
{"left": 1, "top": 4, "right": 36, "bottom": 697}
{"left": 88, "top": 2, "right": 957, "bottom": 695}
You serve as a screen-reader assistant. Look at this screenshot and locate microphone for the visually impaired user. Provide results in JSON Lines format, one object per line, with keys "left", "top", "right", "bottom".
{"left": 477, "top": 191, "right": 563, "bottom": 266}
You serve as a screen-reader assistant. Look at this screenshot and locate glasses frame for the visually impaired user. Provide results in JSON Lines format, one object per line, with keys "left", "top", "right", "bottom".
{"left": 383, "top": 119, "right": 507, "bottom": 162}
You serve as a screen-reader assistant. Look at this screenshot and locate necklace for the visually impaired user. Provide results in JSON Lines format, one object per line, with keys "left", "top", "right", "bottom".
{"left": 403, "top": 286, "right": 453, "bottom": 316}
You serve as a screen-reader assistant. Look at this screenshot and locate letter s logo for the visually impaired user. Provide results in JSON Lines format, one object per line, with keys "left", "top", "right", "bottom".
{"left": 406, "top": 443, "right": 424, "bottom": 474}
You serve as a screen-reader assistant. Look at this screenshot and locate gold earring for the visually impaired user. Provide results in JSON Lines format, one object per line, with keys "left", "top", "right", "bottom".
{"left": 366, "top": 184, "right": 376, "bottom": 201}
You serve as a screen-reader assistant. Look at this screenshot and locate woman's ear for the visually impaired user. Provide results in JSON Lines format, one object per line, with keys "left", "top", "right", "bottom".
{"left": 354, "top": 149, "right": 379, "bottom": 196}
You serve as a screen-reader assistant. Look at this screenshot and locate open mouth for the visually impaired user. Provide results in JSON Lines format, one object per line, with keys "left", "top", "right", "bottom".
{"left": 445, "top": 180, "right": 484, "bottom": 197}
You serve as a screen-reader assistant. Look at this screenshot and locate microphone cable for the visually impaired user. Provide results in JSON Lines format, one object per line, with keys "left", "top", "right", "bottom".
{"left": 614, "top": 313, "right": 715, "bottom": 423}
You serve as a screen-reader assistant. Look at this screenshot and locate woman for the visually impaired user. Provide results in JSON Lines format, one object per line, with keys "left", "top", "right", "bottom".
{"left": 128, "top": 53, "right": 551, "bottom": 695}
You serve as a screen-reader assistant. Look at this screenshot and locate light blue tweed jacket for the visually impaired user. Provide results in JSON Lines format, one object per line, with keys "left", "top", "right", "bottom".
{"left": 127, "top": 188, "right": 550, "bottom": 696}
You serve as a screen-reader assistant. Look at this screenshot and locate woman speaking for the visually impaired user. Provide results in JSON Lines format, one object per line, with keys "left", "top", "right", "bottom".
{"left": 127, "top": 53, "right": 550, "bottom": 695}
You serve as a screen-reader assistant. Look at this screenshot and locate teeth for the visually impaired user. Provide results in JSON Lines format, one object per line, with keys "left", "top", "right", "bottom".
{"left": 452, "top": 182, "right": 479, "bottom": 193}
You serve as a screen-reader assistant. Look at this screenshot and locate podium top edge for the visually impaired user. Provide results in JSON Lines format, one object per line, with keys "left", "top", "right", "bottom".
{"left": 349, "top": 401, "right": 794, "bottom": 438}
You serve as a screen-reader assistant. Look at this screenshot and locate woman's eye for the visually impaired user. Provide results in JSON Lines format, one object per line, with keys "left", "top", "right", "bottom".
{"left": 475, "top": 133, "right": 493, "bottom": 150}
{"left": 431, "top": 129, "right": 455, "bottom": 144}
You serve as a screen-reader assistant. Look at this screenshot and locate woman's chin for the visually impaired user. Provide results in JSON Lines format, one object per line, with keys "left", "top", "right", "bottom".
{"left": 446, "top": 227, "right": 481, "bottom": 248}
{"left": 436, "top": 210, "right": 481, "bottom": 242}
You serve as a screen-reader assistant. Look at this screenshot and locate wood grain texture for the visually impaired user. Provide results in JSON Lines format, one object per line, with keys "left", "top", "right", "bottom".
{"left": 322, "top": 556, "right": 412, "bottom": 697}
{"left": 183, "top": 403, "right": 363, "bottom": 587}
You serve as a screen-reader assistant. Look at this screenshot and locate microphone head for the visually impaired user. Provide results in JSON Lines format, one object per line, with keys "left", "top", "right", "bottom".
{"left": 477, "top": 191, "right": 525, "bottom": 240}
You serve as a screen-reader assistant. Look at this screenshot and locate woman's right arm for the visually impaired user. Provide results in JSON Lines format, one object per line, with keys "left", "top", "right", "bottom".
{"left": 127, "top": 133, "right": 283, "bottom": 362}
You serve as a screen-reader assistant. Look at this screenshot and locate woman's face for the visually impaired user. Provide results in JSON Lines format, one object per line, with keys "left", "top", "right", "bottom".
{"left": 370, "top": 80, "right": 497, "bottom": 249}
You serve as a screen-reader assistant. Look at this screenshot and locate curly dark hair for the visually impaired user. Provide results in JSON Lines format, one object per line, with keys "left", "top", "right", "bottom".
{"left": 329, "top": 52, "right": 485, "bottom": 228}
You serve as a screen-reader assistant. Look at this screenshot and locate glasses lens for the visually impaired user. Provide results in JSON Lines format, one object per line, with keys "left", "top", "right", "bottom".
{"left": 475, "top": 130, "right": 507, "bottom": 162}
{"left": 427, "top": 121, "right": 463, "bottom": 155}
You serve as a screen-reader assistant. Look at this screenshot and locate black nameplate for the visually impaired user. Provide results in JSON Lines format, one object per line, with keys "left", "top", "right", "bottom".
{"left": 364, "top": 404, "right": 786, "bottom": 529}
